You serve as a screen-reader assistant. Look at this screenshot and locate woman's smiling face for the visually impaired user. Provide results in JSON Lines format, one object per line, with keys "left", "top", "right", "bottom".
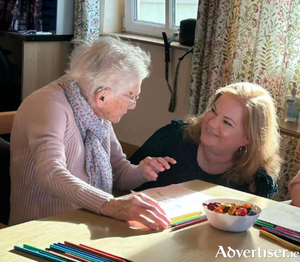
{"left": 200, "top": 94, "right": 249, "bottom": 155}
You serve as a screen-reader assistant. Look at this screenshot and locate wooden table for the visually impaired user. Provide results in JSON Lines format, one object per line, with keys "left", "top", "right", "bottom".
{"left": 0, "top": 180, "right": 297, "bottom": 261}
{"left": 279, "top": 119, "right": 300, "bottom": 138}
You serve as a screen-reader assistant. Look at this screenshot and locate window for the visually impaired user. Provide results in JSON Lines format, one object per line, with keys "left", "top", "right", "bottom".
{"left": 124, "top": 0, "right": 198, "bottom": 38}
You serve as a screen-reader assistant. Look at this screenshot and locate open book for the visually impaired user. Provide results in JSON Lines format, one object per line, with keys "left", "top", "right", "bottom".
{"left": 128, "top": 184, "right": 214, "bottom": 229}
{"left": 141, "top": 184, "right": 214, "bottom": 220}
{"left": 257, "top": 202, "right": 300, "bottom": 233}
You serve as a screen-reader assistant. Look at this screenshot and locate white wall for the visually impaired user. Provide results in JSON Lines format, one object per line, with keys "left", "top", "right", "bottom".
{"left": 113, "top": 41, "right": 192, "bottom": 146}
{"left": 100, "top": 0, "right": 193, "bottom": 147}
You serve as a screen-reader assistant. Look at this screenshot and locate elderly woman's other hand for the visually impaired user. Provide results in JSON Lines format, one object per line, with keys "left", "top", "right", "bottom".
{"left": 99, "top": 193, "right": 171, "bottom": 230}
{"left": 137, "top": 156, "right": 177, "bottom": 181}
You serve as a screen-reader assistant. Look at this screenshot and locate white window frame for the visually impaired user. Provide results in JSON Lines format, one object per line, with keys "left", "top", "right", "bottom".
{"left": 124, "top": 0, "right": 178, "bottom": 38}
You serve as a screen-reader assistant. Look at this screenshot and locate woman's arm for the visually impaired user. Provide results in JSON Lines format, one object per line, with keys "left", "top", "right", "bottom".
{"left": 129, "top": 119, "right": 185, "bottom": 165}
{"left": 109, "top": 127, "right": 148, "bottom": 190}
{"left": 289, "top": 171, "right": 300, "bottom": 207}
{"left": 25, "top": 92, "right": 113, "bottom": 214}
{"left": 110, "top": 125, "right": 176, "bottom": 190}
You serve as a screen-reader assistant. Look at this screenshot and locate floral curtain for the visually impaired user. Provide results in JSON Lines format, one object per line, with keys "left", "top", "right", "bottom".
{"left": 74, "top": 0, "right": 100, "bottom": 42}
{"left": 190, "top": 0, "right": 300, "bottom": 201}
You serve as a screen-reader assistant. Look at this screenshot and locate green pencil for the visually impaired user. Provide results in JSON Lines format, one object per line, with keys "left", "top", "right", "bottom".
{"left": 255, "top": 220, "right": 275, "bottom": 228}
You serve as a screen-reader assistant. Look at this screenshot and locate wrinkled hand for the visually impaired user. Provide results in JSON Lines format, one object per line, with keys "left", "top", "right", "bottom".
{"left": 99, "top": 193, "right": 170, "bottom": 230}
{"left": 137, "top": 156, "right": 177, "bottom": 181}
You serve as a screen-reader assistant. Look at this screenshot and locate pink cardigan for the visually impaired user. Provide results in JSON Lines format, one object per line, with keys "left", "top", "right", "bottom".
{"left": 9, "top": 81, "right": 147, "bottom": 225}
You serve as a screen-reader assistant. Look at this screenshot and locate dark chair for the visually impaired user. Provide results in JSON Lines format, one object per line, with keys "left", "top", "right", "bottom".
{"left": 0, "top": 111, "right": 16, "bottom": 228}
{"left": 0, "top": 46, "right": 21, "bottom": 112}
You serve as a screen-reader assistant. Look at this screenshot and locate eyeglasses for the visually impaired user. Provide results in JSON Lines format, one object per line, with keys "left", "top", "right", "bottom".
{"left": 95, "top": 86, "right": 139, "bottom": 106}
{"left": 121, "top": 93, "right": 139, "bottom": 106}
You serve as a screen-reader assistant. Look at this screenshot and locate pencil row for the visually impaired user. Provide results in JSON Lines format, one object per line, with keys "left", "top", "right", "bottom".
{"left": 170, "top": 213, "right": 207, "bottom": 231}
{"left": 255, "top": 220, "right": 300, "bottom": 251}
{"left": 14, "top": 241, "right": 133, "bottom": 262}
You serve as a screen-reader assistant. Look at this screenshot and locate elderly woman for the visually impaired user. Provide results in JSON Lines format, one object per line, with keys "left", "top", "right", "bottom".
{"left": 9, "top": 37, "right": 175, "bottom": 230}
{"left": 130, "top": 83, "right": 281, "bottom": 198}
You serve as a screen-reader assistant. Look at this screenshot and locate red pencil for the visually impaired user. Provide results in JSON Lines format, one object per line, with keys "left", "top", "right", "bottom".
{"left": 275, "top": 226, "right": 300, "bottom": 237}
{"left": 171, "top": 216, "right": 207, "bottom": 231}
{"left": 79, "top": 243, "right": 134, "bottom": 262}
{"left": 64, "top": 241, "right": 126, "bottom": 262}
{"left": 47, "top": 248, "right": 89, "bottom": 262}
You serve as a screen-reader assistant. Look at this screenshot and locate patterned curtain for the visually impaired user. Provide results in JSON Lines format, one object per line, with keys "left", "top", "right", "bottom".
{"left": 74, "top": 0, "right": 100, "bottom": 42}
{"left": 0, "top": 0, "right": 42, "bottom": 31}
{"left": 190, "top": 0, "right": 300, "bottom": 201}
{"left": 190, "top": 0, "right": 240, "bottom": 114}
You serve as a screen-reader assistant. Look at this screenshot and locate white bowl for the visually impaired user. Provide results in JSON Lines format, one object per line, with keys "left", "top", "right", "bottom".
{"left": 203, "top": 198, "right": 261, "bottom": 232}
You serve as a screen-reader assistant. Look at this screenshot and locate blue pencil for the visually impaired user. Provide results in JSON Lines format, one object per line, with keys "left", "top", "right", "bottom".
{"left": 23, "top": 244, "right": 79, "bottom": 262}
{"left": 51, "top": 243, "right": 112, "bottom": 262}
{"left": 261, "top": 227, "right": 300, "bottom": 243}
{"left": 14, "top": 245, "right": 68, "bottom": 262}
{"left": 56, "top": 243, "right": 113, "bottom": 262}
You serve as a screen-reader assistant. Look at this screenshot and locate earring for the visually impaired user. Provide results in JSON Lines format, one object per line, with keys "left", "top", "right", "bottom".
{"left": 100, "top": 96, "right": 105, "bottom": 101}
{"left": 239, "top": 145, "right": 248, "bottom": 154}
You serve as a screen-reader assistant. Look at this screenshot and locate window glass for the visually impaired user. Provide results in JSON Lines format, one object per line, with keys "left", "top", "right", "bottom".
{"left": 174, "top": 0, "right": 198, "bottom": 27}
{"left": 136, "top": 0, "right": 166, "bottom": 25}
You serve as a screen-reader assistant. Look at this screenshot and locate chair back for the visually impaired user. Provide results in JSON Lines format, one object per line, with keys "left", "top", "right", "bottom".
{"left": 0, "top": 111, "right": 15, "bottom": 135}
{"left": 0, "top": 111, "right": 16, "bottom": 226}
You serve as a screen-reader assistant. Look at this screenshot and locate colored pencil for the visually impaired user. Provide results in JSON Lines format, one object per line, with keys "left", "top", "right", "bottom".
{"left": 15, "top": 242, "right": 132, "bottom": 262}
{"left": 59, "top": 243, "right": 117, "bottom": 262}
{"left": 255, "top": 220, "right": 275, "bottom": 228}
{"left": 171, "top": 216, "right": 207, "bottom": 231}
{"left": 260, "top": 227, "right": 300, "bottom": 246}
{"left": 14, "top": 245, "right": 68, "bottom": 262}
{"left": 261, "top": 227, "right": 300, "bottom": 242}
{"left": 48, "top": 248, "right": 92, "bottom": 262}
{"left": 171, "top": 214, "right": 206, "bottom": 226}
{"left": 259, "top": 230, "right": 300, "bottom": 251}
{"left": 51, "top": 243, "right": 110, "bottom": 262}
{"left": 46, "top": 249, "right": 83, "bottom": 262}
{"left": 79, "top": 243, "right": 134, "bottom": 262}
{"left": 64, "top": 241, "right": 125, "bottom": 262}
{"left": 275, "top": 226, "right": 300, "bottom": 237}
{"left": 23, "top": 244, "right": 78, "bottom": 262}
{"left": 170, "top": 211, "right": 202, "bottom": 222}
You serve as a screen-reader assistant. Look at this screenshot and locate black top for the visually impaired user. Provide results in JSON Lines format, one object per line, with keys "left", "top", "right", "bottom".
{"left": 129, "top": 119, "right": 277, "bottom": 198}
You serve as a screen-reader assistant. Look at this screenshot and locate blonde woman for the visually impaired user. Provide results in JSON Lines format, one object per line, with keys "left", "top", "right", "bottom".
{"left": 130, "top": 83, "right": 281, "bottom": 198}
{"left": 9, "top": 37, "right": 175, "bottom": 229}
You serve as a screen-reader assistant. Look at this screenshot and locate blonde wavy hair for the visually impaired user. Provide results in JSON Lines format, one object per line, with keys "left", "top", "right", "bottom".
{"left": 184, "top": 82, "right": 282, "bottom": 190}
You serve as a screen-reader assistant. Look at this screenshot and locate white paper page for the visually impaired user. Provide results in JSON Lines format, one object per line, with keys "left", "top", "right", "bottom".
{"left": 141, "top": 184, "right": 215, "bottom": 219}
{"left": 258, "top": 202, "right": 300, "bottom": 233}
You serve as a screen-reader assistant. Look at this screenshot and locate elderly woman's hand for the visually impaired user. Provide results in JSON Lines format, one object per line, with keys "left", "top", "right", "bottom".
{"left": 137, "top": 156, "right": 177, "bottom": 181}
{"left": 99, "top": 193, "right": 171, "bottom": 230}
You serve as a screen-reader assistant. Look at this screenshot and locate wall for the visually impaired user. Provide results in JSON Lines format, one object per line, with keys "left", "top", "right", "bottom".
{"left": 99, "top": 0, "right": 193, "bottom": 147}
{"left": 113, "top": 42, "right": 192, "bottom": 147}
{"left": 100, "top": 0, "right": 124, "bottom": 33}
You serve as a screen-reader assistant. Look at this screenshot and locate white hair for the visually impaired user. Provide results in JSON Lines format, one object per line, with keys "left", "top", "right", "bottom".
{"left": 66, "top": 36, "right": 151, "bottom": 98}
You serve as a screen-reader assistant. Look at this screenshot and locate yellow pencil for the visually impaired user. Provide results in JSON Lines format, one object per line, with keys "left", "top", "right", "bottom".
{"left": 171, "top": 211, "right": 202, "bottom": 223}
{"left": 259, "top": 229, "right": 300, "bottom": 251}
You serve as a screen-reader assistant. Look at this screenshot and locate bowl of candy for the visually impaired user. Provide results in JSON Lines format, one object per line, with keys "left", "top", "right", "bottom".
{"left": 202, "top": 198, "right": 261, "bottom": 232}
